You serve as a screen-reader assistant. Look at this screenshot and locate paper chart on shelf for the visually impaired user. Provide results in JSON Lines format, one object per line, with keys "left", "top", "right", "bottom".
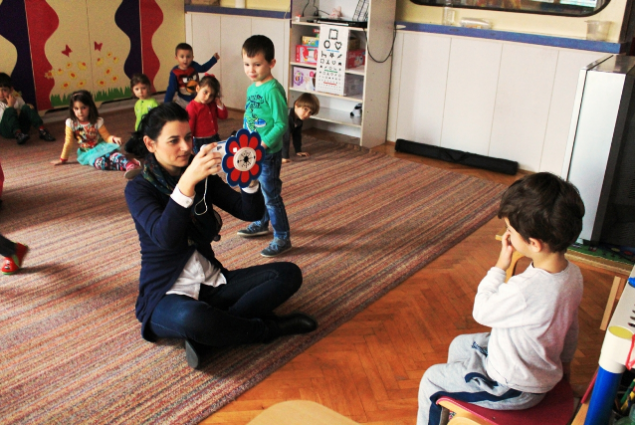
{"left": 316, "top": 24, "right": 350, "bottom": 96}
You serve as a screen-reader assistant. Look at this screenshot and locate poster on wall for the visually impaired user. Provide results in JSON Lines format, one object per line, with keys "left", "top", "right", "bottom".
{"left": 315, "top": 24, "right": 349, "bottom": 96}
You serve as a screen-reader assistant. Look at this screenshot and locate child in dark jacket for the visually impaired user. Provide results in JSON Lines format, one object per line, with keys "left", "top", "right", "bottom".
{"left": 282, "top": 93, "right": 319, "bottom": 164}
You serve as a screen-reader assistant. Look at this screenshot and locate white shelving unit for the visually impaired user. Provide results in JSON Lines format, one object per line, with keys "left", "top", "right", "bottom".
{"left": 288, "top": 1, "right": 396, "bottom": 148}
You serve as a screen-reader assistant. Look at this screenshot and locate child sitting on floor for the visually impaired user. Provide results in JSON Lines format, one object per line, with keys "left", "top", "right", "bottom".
{"left": 282, "top": 93, "right": 319, "bottom": 164}
{"left": 186, "top": 74, "right": 228, "bottom": 154}
{"left": 51, "top": 90, "right": 140, "bottom": 179}
{"left": 0, "top": 72, "right": 55, "bottom": 145}
{"left": 417, "top": 172, "right": 585, "bottom": 425}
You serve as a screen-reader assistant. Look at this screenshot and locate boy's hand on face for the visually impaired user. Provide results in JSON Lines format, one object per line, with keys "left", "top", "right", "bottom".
{"left": 6, "top": 92, "right": 16, "bottom": 108}
{"left": 214, "top": 52, "right": 220, "bottom": 60}
{"left": 495, "top": 230, "right": 515, "bottom": 271}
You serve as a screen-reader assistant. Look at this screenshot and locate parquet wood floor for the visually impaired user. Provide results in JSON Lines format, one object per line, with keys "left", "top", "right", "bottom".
{"left": 200, "top": 129, "right": 612, "bottom": 425}
{"left": 21, "top": 110, "right": 610, "bottom": 424}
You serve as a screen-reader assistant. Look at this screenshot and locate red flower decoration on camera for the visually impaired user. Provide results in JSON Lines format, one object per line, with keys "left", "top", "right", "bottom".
{"left": 222, "top": 129, "right": 265, "bottom": 188}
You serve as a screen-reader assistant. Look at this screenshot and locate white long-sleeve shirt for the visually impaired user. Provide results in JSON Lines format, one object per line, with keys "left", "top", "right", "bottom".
{"left": 165, "top": 182, "right": 259, "bottom": 299}
{"left": 473, "top": 262, "right": 583, "bottom": 393}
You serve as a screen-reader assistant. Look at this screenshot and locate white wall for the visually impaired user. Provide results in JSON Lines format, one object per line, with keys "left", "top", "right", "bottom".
{"left": 388, "top": 31, "right": 606, "bottom": 172}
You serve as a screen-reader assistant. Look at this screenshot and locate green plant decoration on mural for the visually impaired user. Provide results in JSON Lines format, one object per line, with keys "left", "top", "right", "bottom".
{"left": 50, "top": 87, "right": 131, "bottom": 108}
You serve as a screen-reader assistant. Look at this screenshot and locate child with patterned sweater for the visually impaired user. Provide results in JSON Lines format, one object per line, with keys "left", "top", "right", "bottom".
{"left": 417, "top": 172, "right": 585, "bottom": 425}
{"left": 52, "top": 90, "right": 140, "bottom": 179}
{"left": 164, "top": 43, "right": 219, "bottom": 109}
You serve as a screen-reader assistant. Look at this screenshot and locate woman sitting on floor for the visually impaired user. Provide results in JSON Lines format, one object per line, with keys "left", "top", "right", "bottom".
{"left": 124, "top": 103, "right": 317, "bottom": 368}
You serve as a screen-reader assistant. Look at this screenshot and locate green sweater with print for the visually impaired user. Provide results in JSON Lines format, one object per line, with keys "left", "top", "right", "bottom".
{"left": 243, "top": 78, "right": 288, "bottom": 153}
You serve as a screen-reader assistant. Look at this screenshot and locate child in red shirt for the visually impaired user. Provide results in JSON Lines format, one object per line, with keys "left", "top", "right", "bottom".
{"left": 186, "top": 75, "right": 228, "bottom": 154}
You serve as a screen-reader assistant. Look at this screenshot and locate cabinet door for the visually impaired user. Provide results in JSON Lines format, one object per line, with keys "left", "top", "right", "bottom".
{"left": 189, "top": 13, "right": 222, "bottom": 80}
{"left": 441, "top": 38, "right": 502, "bottom": 155}
{"left": 251, "top": 18, "right": 288, "bottom": 91}
{"left": 489, "top": 43, "right": 558, "bottom": 172}
{"left": 393, "top": 32, "right": 451, "bottom": 147}
{"left": 220, "top": 16, "right": 252, "bottom": 109}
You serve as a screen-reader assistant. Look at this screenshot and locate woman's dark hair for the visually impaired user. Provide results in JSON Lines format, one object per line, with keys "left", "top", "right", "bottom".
{"left": 69, "top": 90, "right": 99, "bottom": 124}
{"left": 130, "top": 73, "right": 151, "bottom": 90}
{"left": 198, "top": 75, "right": 221, "bottom": 98}
{"left": 124, "top": 102, "right": 189, "bottom": 158}
{"left": 498, "top": 172, "right": 585, "bottom": 253}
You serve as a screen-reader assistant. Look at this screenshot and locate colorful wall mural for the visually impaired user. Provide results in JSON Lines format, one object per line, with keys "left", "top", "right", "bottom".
{"left": 0, "top": 0, "right": 184, "bottom": 112}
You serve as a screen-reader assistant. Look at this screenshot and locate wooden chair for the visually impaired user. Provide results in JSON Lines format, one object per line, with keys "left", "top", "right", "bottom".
{"left": 436, "top": 379, "right": 574, "bottom": 425}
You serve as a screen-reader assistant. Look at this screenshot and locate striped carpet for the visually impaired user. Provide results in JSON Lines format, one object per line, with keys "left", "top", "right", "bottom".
{"left": 0, "top": 120, "right": 505, "bottom": 424}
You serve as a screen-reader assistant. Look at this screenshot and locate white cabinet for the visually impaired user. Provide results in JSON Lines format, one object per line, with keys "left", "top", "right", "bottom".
{"left": 185, "top": 12, "right": 289, "bottom": 110}
{"left": 288, "top": 1, "right": 396, "bottom": 148}
{"left": 388, "top": 31, "right": 607, "bottom": 172}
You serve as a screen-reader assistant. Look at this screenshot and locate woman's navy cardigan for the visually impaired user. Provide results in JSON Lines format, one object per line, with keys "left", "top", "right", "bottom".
{"left": 125, "top": 173, "right": 265, "bottom": 341}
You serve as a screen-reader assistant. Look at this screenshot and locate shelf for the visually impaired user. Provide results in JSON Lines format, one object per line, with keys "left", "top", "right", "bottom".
{"left": 310, "top": 107, "right": 361, "bottom": 128}
{"left": 289, "top": 87, "right": 363, "bottom": 102}
{"left": 292, "top": 21, "right": 365, "bottom": 32}
{"left": 290, "top": 62, "right": 365, "bottom": 76}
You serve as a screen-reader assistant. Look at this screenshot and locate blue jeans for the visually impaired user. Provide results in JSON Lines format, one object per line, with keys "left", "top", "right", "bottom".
{"left": 254, "top": 150, "right": 290, "bottom": 240}
{"left": 148, "top": 262, "right": 302, "bottom": 347}
{"left": 193, "top": 133, "right": 221, "bottom": 154}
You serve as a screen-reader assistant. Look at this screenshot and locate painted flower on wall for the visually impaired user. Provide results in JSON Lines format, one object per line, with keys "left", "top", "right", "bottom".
{"left": 66, "top": 62, "right": 72, "bottom": 69}
{"left": 44, "top": 70, "right": 54, "bottom": 79}
{"left": 78, "top": 80, "right": 86, "bottom": 88}
{"left": 78, "top": 61, "right": 87, "bottom": 70}
{"left": 62, "top": 82, "right": 69, "bottom": 89}
{"left": 105, "top": 68, "right": 111, "bottom": 75}
{"left": 98, "top": 80, "right": 106, "bottom": 87}
{"left": 112, "top": 57, "right": 118, "bottom": 64}
{"left": 57, "top": 68, "right": 64, "bottom": 75}
{"left": 222, "top": 129, "right": 265, "bottom": 188}
{"left": 69, "top": 72, "right": 77, "bottom": 79}
{"left": 111, "top": 76, "right": 118, "bottom": 83}
{"left": 96, "top": 58, "right": 103, "bottom": 66}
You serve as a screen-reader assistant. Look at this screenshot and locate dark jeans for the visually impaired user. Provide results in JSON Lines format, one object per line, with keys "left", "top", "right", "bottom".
{"left": 253, "top": 150, "right": 290, "bottom": 240}
{"left": 148, "top": 262, "right": 302, "bottom": 347}
{"left": 0, "top": 232, "right": 16, "bottom": 257}
{"left": 0, "top": 105, "right": 43, "bottom": 138}
{"left": 193, "top": 133, "right": 221, "bottom": 154}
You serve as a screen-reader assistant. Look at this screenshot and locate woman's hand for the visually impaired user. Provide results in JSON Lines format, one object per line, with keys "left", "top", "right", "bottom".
{"left": 111, "top": 136, "right": 123, "bottom": 145}
{"left": 495, "top": 230, "right": 514, "bottom": 271}
{"left": 178, "top": 143, "right": 222, "bottom": 197}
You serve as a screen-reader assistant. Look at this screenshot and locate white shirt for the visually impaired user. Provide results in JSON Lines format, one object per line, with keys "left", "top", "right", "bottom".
{"left": 166, "top": 182, "right": 259, "bottom": 299}
{"left": 472, "top": 262, "right": 583, "bottom": 393}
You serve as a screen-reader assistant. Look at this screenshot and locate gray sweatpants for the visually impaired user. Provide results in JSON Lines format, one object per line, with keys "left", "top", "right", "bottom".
{"left": 417, "top": 333, "right": 545, "bottom": 425}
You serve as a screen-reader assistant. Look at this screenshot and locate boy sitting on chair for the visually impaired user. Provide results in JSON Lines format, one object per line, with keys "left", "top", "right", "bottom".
{"left": 417, "top": 172, "right": 585, "bottom": 425}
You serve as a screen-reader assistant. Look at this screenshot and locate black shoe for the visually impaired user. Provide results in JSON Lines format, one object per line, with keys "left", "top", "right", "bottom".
{"left": 185, "top": 340, "right": 205, "bottom": 369}
{"left": 39, "top": 129, "right": 56, "bottom": 142}
{"left": 274, "top": 313, "right": 318, "bottom": 337}
{"left": 15, "top": 132, "right": 29, "bottom": 145}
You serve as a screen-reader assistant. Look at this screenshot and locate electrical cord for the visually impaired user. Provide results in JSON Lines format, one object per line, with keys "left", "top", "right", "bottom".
{"left": 361, "top": 24, "right": 398, "bottom": 64}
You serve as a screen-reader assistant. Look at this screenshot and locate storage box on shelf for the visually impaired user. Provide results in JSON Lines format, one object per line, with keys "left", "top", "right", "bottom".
{"left": 287, "top": 0, "right": 395, "bottom": 148}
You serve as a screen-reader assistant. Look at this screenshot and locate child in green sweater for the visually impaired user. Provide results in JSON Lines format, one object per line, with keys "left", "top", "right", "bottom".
{"left": 236, "top": 35, "right": 291, "bottom": 257}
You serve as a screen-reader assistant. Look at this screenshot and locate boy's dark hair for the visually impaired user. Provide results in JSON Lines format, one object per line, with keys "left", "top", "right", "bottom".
{"left": 130, "top": 73, "right": 151, "bottom": 90}
{"left": 294, "top": 93, "right": 320, "bottom": 115}
{"left": 124, "top": 102, "right": 189, "bottom": 158}
{"left": 69, "top": 90, "right": 99, "bottom": 124}
{"left": 0, "top": 72, "right": 12, "bottom": 89}
{"left": 198, "top": 75, "right": 221, "bottom": 98}
{"left": 175, "top": 43, "right": 193, "bottom": 55}
{"left": 498, "top": 172, "right": 585, "bottom": 253}
{"left": 242, "top": 35, "right": 275, "bottom": 62}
